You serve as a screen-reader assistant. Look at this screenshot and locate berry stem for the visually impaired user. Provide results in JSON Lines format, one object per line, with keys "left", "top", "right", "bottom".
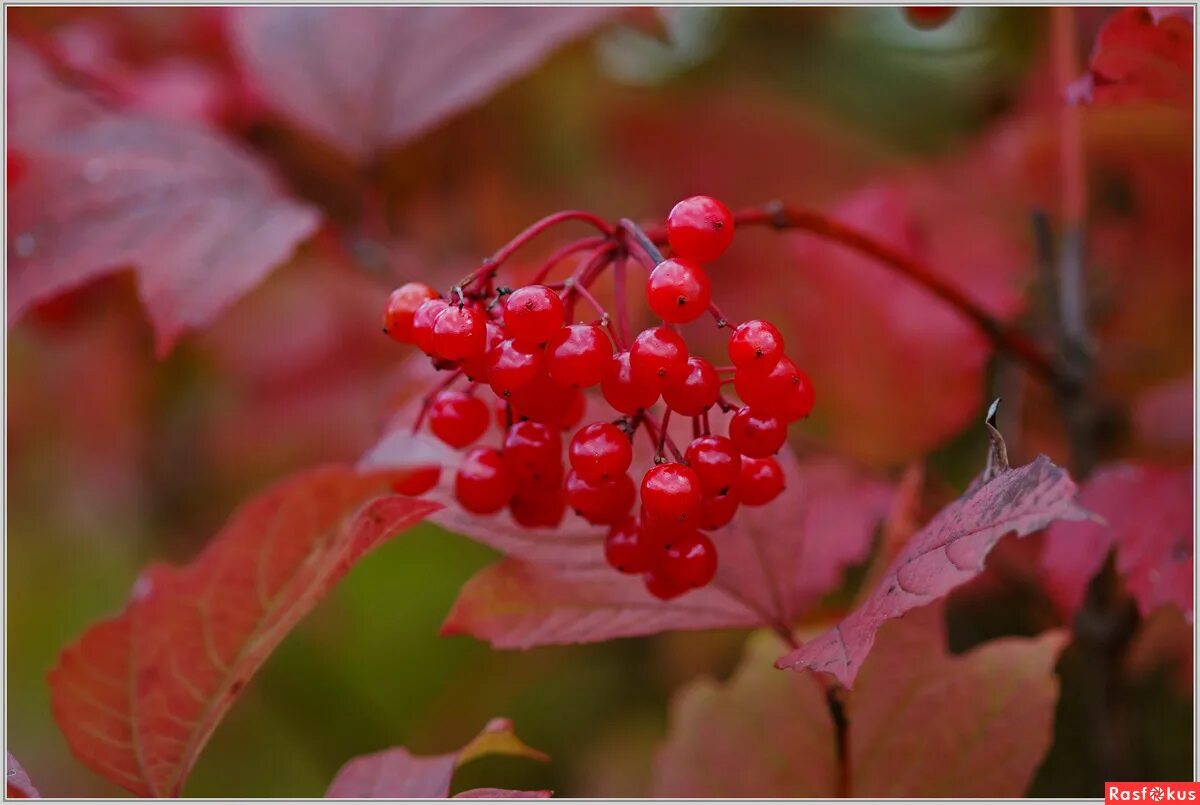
{"left": 618, "top": 218, "right": 666, "bottom": 268}
{"left": 411, "top": 368, "right": 464, "bottom": 433}
{"left": 458, "top": 210, "right": 615, "bottom": 292}
{"left": 640, "top": 411, "right": 685, "bottom": 463}
{"left": 612, "top": 254, "right": 631, "bottom": 346}
{"left": 657, "top": 408, "right": 673, "bottom": 460}
{"left": 530, "top": 235, "right": 609, "bottom": 285}
{"left": 562, "top": 245, "right": 618, "bottom": 322}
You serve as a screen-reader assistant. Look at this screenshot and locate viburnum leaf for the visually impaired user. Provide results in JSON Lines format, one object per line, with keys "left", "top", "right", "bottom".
{"left": 1070, "top": 7, "right": 1193, "bottom": 108}
{"left": 776, "top": 454, "right": 1087, "bottom": 687}
{"left": 1041, "top": 463, "right": 1193, "bottom": 622}
{"left": 363, "top": 404, "right": 892, "bottom": 647}
{"left": 326, "top": 717, "right": 548, "bottom": 798}
{"left": 654, "top": 605, "right": 1067, "bottom": 797}
{"left": 7, "top": 752, "right": 39, "bottom": 798}
{"left": 788, "top": 184, "right": 1027, "bottom": 467}
{"left": 7, "top": 41, "right": 320, "bottom": 356}
{"left": 229, "top": 7, "right": 614, "bottom": 160}
{"left": 48, "top": 466, "right": 439, "bottom": 796}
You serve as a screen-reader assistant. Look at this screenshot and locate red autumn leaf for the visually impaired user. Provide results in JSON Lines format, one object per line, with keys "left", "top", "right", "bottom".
{"left": 7, "top": 41, "right": 320, "bottom": 355}
{"left": 229, "top": 7, "right": 614, "bottom": 160}
{"left": 788, "top": 184, "right": 1028, "bottom": 467}
{"left": 1070, "top": 7, "right": 1193, "bottom": 108}
{"left": 7, "top": 752, "right": 39, "bottom": 798}
{"left": 654, "top": 605, "right": 1066, "bottom": 797}
{"left": 1132, "top": 375, "right": 1193, "bottom": 453}
{"left": 48, "top": 466, "right": 439, "bottom": 796}
{"left": 1041, "top": 463, "right": 1193, "bottom": 622}
{"left": 326, "top": 717, "right": 548, "bottom": 798}
{"left": 776, "top": 455, "right": 1087, "bottom": 687}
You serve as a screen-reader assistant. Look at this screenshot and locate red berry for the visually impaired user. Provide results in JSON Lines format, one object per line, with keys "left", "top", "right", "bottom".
{"left": 737, "top": 455, "right": 785, "bottom": 506}
{"left": 666, "top": 195, "right": 735, "bottom": 262}
{"left": 662, "top": 356, "right": 720, "bottom": 415}
{"left": 509, "top": 372, "right": 580, "bottom": 427}
{"left": 602, "top": 351, "right": 661, "bottom": 414}
{"left": 728, "top": 320, "right": 784, "bottom": 373}
{"left": 412, "top": 298, "right": 449, "bottom": 355}
{"left": 455, "top": 447, "right": 514, "bottom": 514}
{"left": 461, "top": 321, "right": 504, "bottom": 382}
{"left": 383, "top": 282, "right": 439, "bottom": 343}
{"left": 604, "top": 517, "right": 653, "bottom": 573}
{"left": 629, "top": 326, "right": 689, "bottom": 389}
{"left": 487, "top": 338, "right": 543, "bottom": 397}
{"left": 644, "top": 565, "right": 690, "bottom": 600}
{"left": 640, "top": 463, "right": 702, "bottom": 525}
{"left": 432, "top": 305, "right": 487, "bottom": 360}
{"left": 661, "top": 531, "right": 718, "bottom": 588}
{"left": 776, "top": 369, "right": 815, "bottom": 422}
{"left": 684, "top": 435, "right": 742, "bottom": 495}
{"left": 904, "top": 6, "right": 957, "bottom": 29}
{"left": 545, "top": 324, "right": 613, "bottom": 388}
{"left": 502, "top": 420, "right": 563, "bottom": 487}
{"left": 503, "top": 285, "right": 565, "bottom": 344}
{"left": 565, "top": 469, "right": 635, "bottom": 525}
{"left": 734, "top": 356, "right": 807, "bottom": 417}
{"left": 428, "top": 390, "right": 490, "bottom": 448}
{"left": 509, "top": 487, "right": 567, "bottom": 529}
{"left": 728, "top": 406, "right": 787, "bottom": 457}
{"left": 647, "top": 258, "right": 711, "bottom": 324}
{"left": 569, "top": 422, "right": 633, "bottom": 483}
{"left": 391, "top": 466, "right": 440, "bottom": 496}
{"left": 559, "top": 388, "right": 586, "bottom": 431}
{"left": 699, "top": 490, "right": 739, "bottom": 529}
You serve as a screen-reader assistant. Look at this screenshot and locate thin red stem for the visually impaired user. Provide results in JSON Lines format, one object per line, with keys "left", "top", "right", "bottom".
{"left": 530, "top": 235, "right": 609, "bottom": 285}
{"left": 411, "top": 369, "right": 463, "bottom": 433}
{"left": 458, "top": 210, "right": 614, "bottom": 291}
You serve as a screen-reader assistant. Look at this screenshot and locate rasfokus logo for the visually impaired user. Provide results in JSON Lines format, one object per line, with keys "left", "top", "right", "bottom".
{"left": 1107, "top": 783, "right": 1200, "bottom": 802}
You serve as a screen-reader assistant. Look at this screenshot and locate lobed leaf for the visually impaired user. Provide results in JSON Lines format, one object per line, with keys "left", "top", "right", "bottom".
{"left": 7, "top": 42, "right": 320, "bottom": 355}
{"left": 776, "top": 455, "right": 1087, "bottom": 687}
{"left": 230, "top": 7, "right": 614, "bottom": 160}
{"left": 48, "top": 466, "right": 439, "bottom": 796}
{"left": 654, "top": 605, "right": 1067, "bottom": 797}
{"left": 326, "top": 717, "right": 547, "bottom": 798}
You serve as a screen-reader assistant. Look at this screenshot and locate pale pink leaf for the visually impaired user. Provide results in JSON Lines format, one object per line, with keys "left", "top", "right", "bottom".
{"left": 230, "top": 7, "right": 613, "bottom": 159}
{"left": 49, "top": 467, "right": 439, "bottom": 796}
{"left": 7, "top": 752, "right": 39, "bottom": 798}
{"left": 455, "top": 788, "right": 552, "bottom": 798}
{"left": 776, "top": 455, "right": 1087, "bottom": 687}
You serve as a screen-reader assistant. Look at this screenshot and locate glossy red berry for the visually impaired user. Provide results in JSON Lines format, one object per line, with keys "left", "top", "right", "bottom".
{"left": 728, "top": 406, "right": 787, "bottom": 457}
{"left": 391, "top": 466, "right": 440, "bottom": 496}
{"left": 503, "top": 285, "right": 565, "bottom": 344}
{"left": 502, "top": 420, "right": 563, "bottom": 487}
{"left": 486, "top": 338, "right": 543, "bottom": 398}
{"left": 461, "top": 321, "right": 504, "bottom": 382}
{"left": 666, "top": 195, "right": 735, "bottom": 262}
{"left": 734, "top": 356, "right": 808, "bottom": 417}
{"left": 728, "top": 320, "right": 784, "bottom": 373}
{"left": 640, "top": 463, "right": 702, "bottom": 524}
{"left": 684, "top": 435, "right": 742, "bottom": 495}
{"left": 455, "top": 447, "right": 514, "bottom": 514}
{"left": 662, "top": 357, "right": 720, "bottom": 415}
{"left": 428, "top": 391, "right": 490, "bottom": 448}
{"left": 776, "top": 369, "right": 815, "bottom": 422}
{"left": 412, "top": 298, "right": 449, "bottom": 355}
{"left": 647, "top": 258, "right": 711, "bottom": 324}
{"left": 509, "top": 487, "right": 567, "bottom": 529}
{"left": 545, "top": 324, "right": 613, "bottom": 388}
{"left": 604, "top": 517, "right": 652, "bottom": 574}
{"left": 509, "top": 373, "right": 583, "bottom": 429}
{"left": 644, "top": 565, "right": 690, "bottom": 600}
{"left": 602, "top": 351, "right": 661, "bottom": 414}
{"left": 432, "top": 305, "right": 487, "bottom": 360}
{"left": 904, "top": 6, "right": 957, "bottom": 29}
{"left": 699, "top": 490, "right": 739, "bottom": 529}
{"left": 629, "top": 326, "right": 689, "bottom": 389}
{"left": 565, "top": 469, "right": 635, "bottom": 525}
{"left": 737, "top": 455, "right": 785, "bottom": 506}
{"left": 661, "top": 531, "right": 718, "bottom": 588}
{"left": 383, "top": 282, "right": 439, "bottom": 343}
{"left": 569, "top": 422, "right": 633, "bottom": 483}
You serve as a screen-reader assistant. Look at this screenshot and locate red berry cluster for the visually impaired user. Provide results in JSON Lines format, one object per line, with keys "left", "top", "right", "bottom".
{"left": 382, "top": 196, "right": 814, "bottom": 600}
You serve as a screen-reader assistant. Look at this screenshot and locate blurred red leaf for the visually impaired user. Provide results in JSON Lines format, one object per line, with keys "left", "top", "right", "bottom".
{"left": 776, "top": 455, "right": 1086, "bottom": 687}
{"left": 48, "top": 466, "right": 439, "bottom": 796}
{"left": 1132, "top": 375, "right": 1193, "bottom": 454}
{"left": 7, "top": 41, "right": 319, "bottom": 355}
{"left": 229, "top": 7, "right": 613, "bottom": 160}
{"left": 654, "top": 605, "right": 1067, "bottom": 796}
{"left": 789, "top": 184, "right": 1027, "bottom": 467}
{"left": 326, "top": 717, "right": 547, "bottom": 798}
{"left": 1071, "top": 7, "right": 1193, "bottom": 107}
{"left": 7, "top": 752, "right": 39, "bottom": 798}
{"left": 1041, "top": 463, "right": 1193, "bottom": 622}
